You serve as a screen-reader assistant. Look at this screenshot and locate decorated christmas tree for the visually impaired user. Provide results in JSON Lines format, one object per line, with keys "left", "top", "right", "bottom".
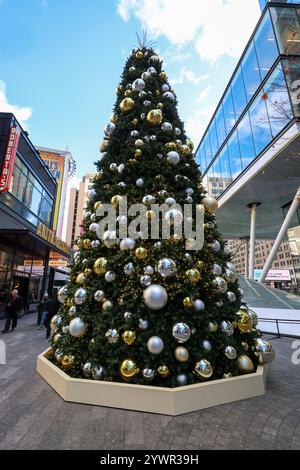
{"left": 50, "top": 43, "right": 274, "bottom": 387}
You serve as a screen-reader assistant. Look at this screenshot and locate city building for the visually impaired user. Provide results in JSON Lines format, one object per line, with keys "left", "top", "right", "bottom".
{"left": 288, "top": 225, "right": 300, "bottom": 284}
{"left": 260, "top": 0, "right": 300, "bottom": 10}
{"left": 195, "top": 1, "right": 300, "bottom": 282}
{"left": 0, "top": 113, "right": 71, "bottom": 316}
{"left": 65, "top": 173, "right": 95, "bottom": 247}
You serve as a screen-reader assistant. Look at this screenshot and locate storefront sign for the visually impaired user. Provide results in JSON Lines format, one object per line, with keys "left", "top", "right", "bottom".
{"left": 49, "top": 259, "right": 68, "bottom": 268}
{"left": 0, "top": 125, "right": 21, "bottom": 192}
{"left": 37, "top": 222, "right": 70, "bottom": 255}
{"left": 254, "top": 269, "right": 291, "bottom": 282}
{"left": 24, "top": 260, "right": 44, "bottom": 267}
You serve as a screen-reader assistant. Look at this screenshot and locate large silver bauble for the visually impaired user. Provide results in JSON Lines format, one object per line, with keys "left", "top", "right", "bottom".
{"left": 120, "top": 238, "right": 136, "bottom": 251}
{"left": 195, "top": 359, "right": 213, "bottom": 379}
{"left": 211, "top": 240, "right": 221, "bottom": 253}
{"left": 89, "top": 223, "right": 98, "bottom": 232}
{"left": 194, "top": 299, "right": 205, "bottom": 311}
{"left": 58, "top": 286, "right": 68, "bottom": 303}
{"left": 161, "top": 121, "right": 172, "bottom": 131}
{"left": 221, "top": 321, "right": 234, "bottom": 336}
{"left": 139, "top": 319, "right": 149, "bottom": 330}
{"left": 105, "top": 271, "right": 116, "bottom": 282}
{"left": 82, "top": 362, "right": 92, "bottom": 377}
{"left": 141, "top": 71, "right": 151, "bottom": 81}
{"left": 143, "top": 285, "right": 168, "bottom": 310}
{"left": 92, "top": 366, "right": 105, "bottom": 380}
{"left": 163, "top": 91, "right": 175, "bottom": 101}
{"left": 161, "top": 83, "right": 169, "bottom": 92}
{"left": 140, "top": 275, "right": 151, "bottom": 287}
{"left": 50, "top": 314, "right": 62, "bottom": 332}
{"left": 255, "top": 338, "right": 275, "bottom": 364}
{"left": 145, "top": 265, "right": 154, "bottom": 275}
{"left": 227, "top": 291, "right": 236, "bottom": 303}
{"left": 202, "top": 340, "right": 212, "bottom": 352}
{"left": 147, "top": 66, "right": 157, "bottom": 75}
{"left": 147, "top": 336, "right": 164, "bottom": 355}
{"left": 105, "top": 329, "right": 119, "bottom": 343}
{"left": 104, "top": 122, "right": 115, "bottom": 136}
{"left": 94, "top": 290, "right": 105, "bottom": 303}
{"left": 124, "top": 262, "right": 135, "bottom": 275}
{"left": 69, "top": 317, "right": 87, "bottom": 337}
{"left": 136, "top": 178, "right": 144, "bottom": 187}
{"left": 87, "top": 189, "right": 96, "bottom": 199}
{"left": 212, "top": 263, "right": 222, "bottom": 276}
{"left": 224, "top": 269, "right": 237, "bottom": 283}
{"left": 224, "top": 345, "right": 237, "bottom": 359}
{"left": 248, "top": 309, "right": 258, "bottom": 327}
{"left": 214, "top": 276, "right": 228, "bottom": 293}
{"left": 186, "top": 187, "right": 194, "bottom": 196}
{"left": 172, "top": 322, "right": 191, "bottom": 343}
{"left": 91, "top": 240, "right": 100, "bottom": 249}
{"left": 149, "top": 54, "right": 160, "bottom": 64}
{"left": 132, "top": 78, "right": 145, "bottom": 91}
{"left": 167, "top": 151, "right": 180, "bottom": 166}
{"left": 74, "top": 288, "right": 87, "bottom": 305}
{"left": 143, "top": 194, "right": 155, "bottom": 205}
{"left": 165, "top": 197, "right": 176, "bottom": 206}
{"left": 103, "top": 230, "right": 117, "bottom": 248}
{"left": 142, "top": 368, "right": 155, "bottom": 380}
{"left": 176, "top": 374, "right": 188, "bottom": 386}
{"left": 157, "top": 258, "right": 177, "bottom": 278}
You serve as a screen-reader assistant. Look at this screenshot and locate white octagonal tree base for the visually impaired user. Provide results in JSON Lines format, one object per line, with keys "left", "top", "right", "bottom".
{"left": 37, "top": 349, "right": 267, "bottom": 416}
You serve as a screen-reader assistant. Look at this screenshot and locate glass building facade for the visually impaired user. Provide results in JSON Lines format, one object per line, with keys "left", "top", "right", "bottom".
{"left": 195, "top": 3, "right": 300, "bottom": 198}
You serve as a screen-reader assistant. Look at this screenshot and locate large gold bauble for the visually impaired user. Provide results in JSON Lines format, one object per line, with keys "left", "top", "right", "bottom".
{"left": 83, "top": 239, "right": 92, "bottom": 250}
{"left": 187, "top": 140, "right": 194, "bottom": 151}
{"left": 165, "top": 142, "right": 177, "bottom": 150}
{"left": 147, "top": 109, "right": 163, "bottom": 124}
{"left": 99, "top": 140, "right": 109, "bottom": 153}
{"left": 180, "top": 144, "right": 191, "bottom": 156}
{"left": 157, "top": 365, "right": 170, "bottom": 377}
{"left": 237, "top": 355, "right": 254, "bottom": 374}
{"left": 76, "top": 273, "right": 86, "bottom": 285}
{"left": 120, "top": 359, "right": 139, "bottom": 379}
{"left": 183, "top": 297, "right": 193, "bottom": 308}
{"left": 122, "top": 331, "right": 136, "bottom": 346}
{"left": 93, "top": 257, "right": 108, "bottom": 275}
{"left": 120, "top": 98, "right": 135, "bottom": 112}
{"left": 236, "top": 310, "right": 252, "bottom": 333}
{"left": 175, "top": 346, "right": 189, "bottom": 362}
{"left": 131, "top": 118, "right": 138, "bottom": 125}
{"left": 110, "top": 113, "right": 118, "bottom": 123}
{"left": 94, "top": 201, "right": 102, "bottom": 211}
{"left": 53, "top": 333, "right": 61, "bottom": 343}
{"left": 202, "top": 196, "right": 218, "bottom": 214}
{"left": 186, "top": 268, "right": 201, "bottom": 283}
{"left": 134, "top": 149, "right": 142, "bottom": 158}
{"left": 135, "top": 51, "right": 144, "bottom": 59}
{"left": 159, "top": 72, "right": 167, "bottom": 80}
{"left": 84, "top": 268, "right": 93, "bottom": 277}
{"left": 116, "top": 85, "right": 123, "bottom": 95}
{"left": 125, "top": 89, "right": 132, "bottom": 97}
{"left": 111, "top": 195, "right": 122, "bottom": 208}
{"left": 76, "top": 238, "right": 83, "bottom": 249}
{"left": 61, "top": 355, "right": 75, "bottom": 370}
{"left": 135, "top": 247, "right": 147, "bottom": 259}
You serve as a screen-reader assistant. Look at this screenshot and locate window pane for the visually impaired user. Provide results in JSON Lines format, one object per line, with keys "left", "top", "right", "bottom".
{"left": 15, "top": 157, "right": 28, "bottom": 176}
{"left": 40, "top": 197, "right": 52, "bottom": 227}
{"left": 282, "top": 57, "right": 300, "bottom": 117}
{"left": 249, "top": 91, "right": 273, "bottom": 155}
{"left": 231, "top": 68, "right": 247, "bottom": 118}
{"left": 215, "top": 107, "right": 226, "bottom": 146}
{"left": 24, "top": 181, "right": 42, "bottom": 216}
{"left": 212, "top": 158, "right": 223, "bottom": 198}
{"left": 9, "top": 166, "right": 27, "bottom": 201}
{"left": 28, "top": 172, "right": 43, "bottom": 193}
{"left": 209, "top": 121, "right": 218, "bottom": 157}
{"left": 227, "top": 131, "right": 243, "bottom": 179}
{"left": 219, "top": 145, "right": 233, "bottom": 191}
{"left": 207, "top": 166, "right": 214, "bottom": 197}
{"left": 264, "top": 63, "right": 293, "bottom": 136}
{"left": 242, "top": 42, "right": 262, "bottom": 102}
{"left": 223, "top": 89, "right": 236, "bottom": 135}
{"left": 204, "top": 133, "right": 213, "bottom": 167}
{"left": 271, "top": 6, "right": 300, "bottom": 55}
{"left": 254, "top": 11, "right": 278, "bottom": 79}
{"left": 237, "top": 112, "right": 256, "bottom": 169}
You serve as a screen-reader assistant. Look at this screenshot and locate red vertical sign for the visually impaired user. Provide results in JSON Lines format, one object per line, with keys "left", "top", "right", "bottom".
{"left": 0, "top": 125, "right": 21, "bottom": 193}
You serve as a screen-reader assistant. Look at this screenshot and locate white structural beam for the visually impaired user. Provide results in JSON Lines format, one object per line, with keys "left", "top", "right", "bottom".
{"left": 248, "top": 204, "right": 260, "bottom": 280}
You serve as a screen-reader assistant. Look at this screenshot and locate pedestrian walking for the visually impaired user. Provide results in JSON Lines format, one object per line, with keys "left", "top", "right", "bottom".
{"left": 44, "top": 295, "right": 60, "bottom": 339}
{"left": 1, "top": 289, "right": 23, "bottom": 333}
{"left": 37, "top": 293, "right": 49, "bottom": 330}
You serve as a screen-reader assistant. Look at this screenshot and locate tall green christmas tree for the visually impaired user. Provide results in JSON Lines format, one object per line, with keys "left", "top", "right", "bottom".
{"left": 50, "top": 45, "right": 274, "bottom": 387}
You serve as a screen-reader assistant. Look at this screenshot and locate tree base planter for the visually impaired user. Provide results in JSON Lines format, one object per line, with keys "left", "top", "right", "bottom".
{"left": 37, "top": 349, "right": 267, "bottom": 416}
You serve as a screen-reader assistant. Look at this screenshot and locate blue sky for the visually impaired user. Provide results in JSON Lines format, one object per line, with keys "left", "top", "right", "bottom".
{"left": 0, "top": 0, "right": 261, "bottom": 181}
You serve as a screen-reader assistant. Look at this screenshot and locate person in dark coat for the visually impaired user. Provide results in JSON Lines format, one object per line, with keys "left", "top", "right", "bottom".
{"left": 44, "top": 295, "right": 60, "bottom": 339}
{"left": 1, "top": 289, "right": 23, "bottom": 333}
{"left": 37, "top": 293, "right": 49, "bottom": 329}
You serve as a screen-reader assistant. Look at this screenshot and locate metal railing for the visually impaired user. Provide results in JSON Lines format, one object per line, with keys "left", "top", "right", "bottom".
{"left": 258, "top": 317, "right": 300, "bottom": 339}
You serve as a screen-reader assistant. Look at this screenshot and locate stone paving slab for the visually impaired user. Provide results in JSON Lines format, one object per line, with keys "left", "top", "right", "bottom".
{"left": 0, "top": 314, "right": 300, "bottom": 450}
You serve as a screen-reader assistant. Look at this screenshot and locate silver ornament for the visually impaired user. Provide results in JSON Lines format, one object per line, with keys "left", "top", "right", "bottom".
{"left": 69, "top": 317, "right": 87, "bottom": 337}
{"left": 91, "top": 240, "right": 100, "bottom": 248}
{"left": 161, "top": 84, "right": 169, "bottom": 92}
{"left": 124, "top": 262, "right": 135, "bottom": 275}
{"left": 172, "top": 322, "right": 191, "bottom": 343}
{"left": 117, "top": 215, "right": 127, "bottom": 225}
{"left": 186, "top": 196, "right": 193, "bottom": 203}
{"left": 124, "top": 311, "right": 133, "bottom": 320}
{"left": 227, "top": 291, "right": 236, "bottom": 303}
{"left": 89, "top": 223, "right": 98, "bottom": 232}
{"left": 118, "top": 182, "right": 126, "bottom": 189}
{"left": 81, "top": 258, "right": 89, "bottom": 266}
{"left": 84, "top": 211, "right": 91, "bottom": 220}
{"left": 211, "top": 240, "right": 221, "bottom": 253}
{"left": 224, "top": 269, "right": 237, "bottom": 283}
{"left": 130, "top": 130, "right": 139, "bottom": 137}
{"left": 102, "top": 300, "right": 113, "bottom": 310}
{"left": 92, "top": 366, "right": 105, "bottom": 380}
{"left": 145, "top": 265, "right": 154, "bottom": 275}
{"left": 195, "top": 359, "right": 213, "bottom": 379}
{"left": 147, "top": 66, "right": 157, "bottom": 75}
{"left": 105, "top": 271, "right": 116, "bottom": 282}
{"left": 149, "top": 54, "right": 160, "bottom": 64}
{"left": 221, "top": 321, "right": 234, "bottom": 336}
{"left": 143, "top": 100, "right": 151, "bottom": 107}
{"left": 186, "top": 187, "right": 194, "bottom": 195}
{"left": 226, "top": 262, "right": 236, "bottom": 273}
{"left": 144, "top": 135, "right": 150, "bottom": 143}
{"left": 142, "top": 368, "right": 155, "bottom": 380}
{"left": 132, "top": 78, "right": 145, "bottom": 91}
{"left": 129, "top": 66, "right": 136, "bottom": 74}
{"left": 248, "top": 309, "right": 258, "bottom": 327}
{"left": 82, "top": 362, "right": 92, "bottom": 377}
{"left": 206, "top": 222, "right": 215, "bottom": 229}
{"left": 143, "top": 284, "right": 168, "bottom": 310}
{"left": 176, "top": 374, "right": 188, "bottom": 386}
{"left": 194, "top": 299, "right": 205, "bottom": 311}
{"left": 118, "top": 163, "right": 125, "bottom": 174}
{"left": 167, "top": 151, "right": 180, "bottom": 166}
{"left": 104, "top": 122, "right": 115, "bottom": 136}
{"left": 68, "top": 306, "right": 77, "bottom": 317}
{"left": 202, "top": 340, "right": 212, "bottom": 352}
{"left": 87, "top": 189, "right": 96, "bottom": 199}
{"left": 149, "top": 135, "right": 156, "bottom": 141}
{"left": 74, "top": 252, "right": 81, "bottom": 264}
{"left": 109, "top": 163, "right": 118, "bottom": 171}
{"left": 90, "top": 213, "right": 97, "bottom": 222}
{"left": 136, "top": 178, "right": 144, "bottom": 187}
{"left": 135, "top": 138, "right": 144, "bottom": 147}
{"left": 238, "top": 288, "right": 245, "bottom": 300}
{"left": 120, "top": 238, "right": 136, "bottom": 250}
{"left": 185, "top": 253, "right": 192, "bottom": 261}
{"left": 103, "top": 230, "right": 117, "bottom": 247}
{"left": 143, "top": 194, "right": 155, "bottom": 205}
{"left": 94, "top": 290, "right": 105, "bottom": 302}
{"left": 214, "top": 277, "right": 228, "bottom": 293}
{"left": 216, "top": 300, "right": 223, "bottom": 307}
{"left": 62, "top": 325, "right": 69, "bottom": 334}
{"left": 141, "top": 71, "right": 151, "bottom": 81}
{"left": 58, "top": 286, "right": 68, "bottom": 303}
{"left": 212, "top": 263, "right": 222, "bottom": 276}
{"left": 50, "top": 314, "right": 62, "bottom": 332}
{"left": 165, "top": 208, "right": 183, "bottom": 224}
{"left": 165, "top": 197, "right": 176, "bottom": 205}
{"left": 140, "top": 275, "right": 151, "bottom": 286}
{"left": 161, "top": 121, "right": 172, "bottom": 131}
{"left": 139, "top": 319, "right": 149, "bottom": 330}
{"left": 157, "top": 153, "right": 164, "bottom": 159}
{"left": 147, "top": 336, "right": 164, "bottom": 355}
{"left": 139, "top": 91, "right": 147, "bottom": 99}
{"left": 154, "top": 241, "right": 162, "bottom": 250}
{"left": 157, "top": 258, "right": 177, "bottom": 278}
{"left": 105, "top": 329, "right": 119, "bottom": 343}
{"left": 208, "top": 322, "right": 218, "bottom": 332}
{"left": 74, "top": 288, "right": 87, "bottom": 305}
{"left": 175, "top": 127, "right": 181, "bottom": 135}
{"left": 163, "top": 91, "right": 175, "bottom": 101}
{"left": 224, "top": 345, "right": 237, "bottom": 359}
{"left": 55, "top": 350, "right": 64, "bottom": 363}
{"left": 140, "top": 113, "right": 146, "bottom": 120}
{"left": 255, "top": 338, "right": 275, "bottom": 364}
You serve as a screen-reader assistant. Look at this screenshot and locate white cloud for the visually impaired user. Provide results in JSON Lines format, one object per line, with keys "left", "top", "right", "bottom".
{"left": 196, "top": 86, "right": 212, "bottom": 103}
{"left": 185, "top": 106, "right": 215, "bottom": 144}
{"left": 170, "top": 67, "right": 210, "bottom": 86}
{"left": 0, "top": 81, "right": 33, "bottom": 129}
{"left": 117, "top": 0, "right": 260, "bottom": 62}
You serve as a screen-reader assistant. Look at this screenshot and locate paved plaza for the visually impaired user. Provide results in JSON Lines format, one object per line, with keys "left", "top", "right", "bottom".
{"left": 0, "top": 313, "right": 300, "bottom": 450}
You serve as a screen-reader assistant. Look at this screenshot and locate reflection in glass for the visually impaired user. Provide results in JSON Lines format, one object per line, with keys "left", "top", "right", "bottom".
{"left": 282, "top": 57, "right": 300, "bottom": 117}
{"left": 223, "top": 89, "right": 236, "bottom": 135}
{"left": 25, "top": 181, "right": 42, "bottom": 216}
{"left": 10, "top": 166, "right": 27, "bottom": 202}
{"left": 254, "top": 11, "right": 278, "bottom": 80}
{"left": 249, "top": 92, "right": 273, "bottom": 155}
{"left": 40, "top": 197, "right": 52, "bottom": 226}
{"left": 218, "top": 145, "right": 233, "bottom": 192}
{"left": 271, "top": 6, "right": 300, "bottom": 55}
{"left": 237, "top": 112, "right": 256, "bottom": 169}
{"left": 227, "top": 131, "right": 243, "bottom": 179}
{"left": 204, "top": 133, "right": 213, "bottom": 167}
{"left": 215, "top": 107, "right": 226, "bottom": 147}
{"left": 231, "top": 67, "right": 247, "bottom": 118}
{"left": 209, "top": 121, "right": 218, "bottom": 157}
{"left": 242, "top": 43, "right": 262, "bottom": 103}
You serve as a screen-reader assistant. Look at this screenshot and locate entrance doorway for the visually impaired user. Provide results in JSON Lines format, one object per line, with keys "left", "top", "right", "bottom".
{"left": 12, "top": 276, "right": 29, "bottom": 309}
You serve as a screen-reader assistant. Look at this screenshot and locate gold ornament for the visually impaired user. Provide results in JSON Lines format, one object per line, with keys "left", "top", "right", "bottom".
{"left": 186, "top": 269, "right": 201, "bottom": 283}
{"left": 84, "top": 268, "right": 93, "bottom": 277}
{"left": 99, "top": 140, "right": 109, "bottom": 153}
{"left": 157, "top": 365, "right": 170, "bottom": 377}
{"left": 76, "top": 238, "right": 83, "bottom": 249}
{"left": 134, "top": 149, "right": 142, "bottom": 158}
{"left": 93, "top": 257, "right": 108, "bottom": 275}
{"left": 187, "top": 140, "right": 194, "bottom": 151}
{"left": 102, "top": 300, "right": 113, "bottom": 310}
{"left": 157, "top": 102, "right": 164, "bottom": 109}
{"left": 159, "top": 72, "right": 167, "bottom": 80}
{"left": 180, "top": 144, "right": 191, "bottom": 156}
{"left": 237, "top": 310, "right": 252, "bottom": 333}
{"left": 61, "top": 355, "right": 75, "bottom": 370}
{"left": 208, "top": 322, "right": 218, "bottom": 332}
{"left": 128, "top": 158, "right": 137, "bottom": 165}
{"left": 111, "top": 195, "right": 122, "bottom": 208}
{"left": 202, "top": 196, "right": 218, "bottom": 214}
{"left": 110, "top": 113, "right": 118, "bottom": 123}
{"left": 122, "top": 331, "right": 136, "bottom": 346}
{"left": 242, "top": 341, "right": 249, "bottom": 351}
{"left": 103, "top": 184, "right": 110, "bottom": 190}
{"left": 183, "top": 297, "right": 193, "bottom": 308}
{"left": 94, "top": 171, "right": 103, "bottom": 180}
{"left": 76, "top": 273, "right": 86, "bottom": 285}
{"left": 237, "top": 355, "right": 254, "bottom": 374}
{"left": 171, "top": 234, "right": 181, "bottom": 244}
{"left": 196, "top": 260, "right": 204, "bottom": 269}
{"left": 131, "top": 118, "right": 138, "bottom": 125}
{"left": 135, "top": 51, "right": 144, "bottom": 59}
{"left": 120, "top": 98, "right": 135, "bottom": 112}
{"left": 116, "top": 85, "right": 123, "bottom": 95}
{"left": 165, "top": 142, "right": 177, "bottom": 150}
{"left": 53, "top": 333, "right": 61, "bottom": 343}
{"left": 223, "top": 372, "right": 232, "bottom": 378}
{"left": 94, "top": 201, "right": 102, "bottom": 211}
{"left": 146, "top": 210, "right": 155, "bottom": 220}
{"left": 125, "top": 89, "right": 132, "bottom": 97}
{"left": 147, "top": 109, "right": 163, "bottom": 124}
{"left": 120, "top": 359, "right": 139, "bottom": 379}
{"left": 83, "top": 239, "right": 92, "bottom": 250}
{"left": 135, "top": 247, "right": 147, "bottom": 259}
{"left": 175, "top": 346, "right": 189, "bottom": 362}
{"left": 66, "top": 299, "right": 74, "bottom": 307}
